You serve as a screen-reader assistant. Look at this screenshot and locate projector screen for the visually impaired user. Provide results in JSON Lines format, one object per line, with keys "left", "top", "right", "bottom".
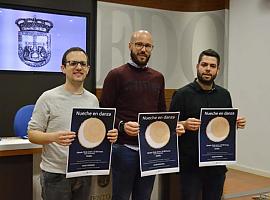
{"left": 0, "top": 6, "right": 88, "bottom": 72}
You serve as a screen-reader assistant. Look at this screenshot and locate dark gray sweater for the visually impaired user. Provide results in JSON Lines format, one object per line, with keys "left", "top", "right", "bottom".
{"left": 100, "top": 63, "right": 166, "bottom": 145}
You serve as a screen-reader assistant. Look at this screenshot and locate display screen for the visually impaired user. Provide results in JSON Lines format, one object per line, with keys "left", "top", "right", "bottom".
{"left": 0, "top": 6, "right": 87, "bottom": 72}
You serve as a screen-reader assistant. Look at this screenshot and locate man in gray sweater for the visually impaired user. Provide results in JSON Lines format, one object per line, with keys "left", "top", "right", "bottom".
{"left": 28, "top": 47, "right": 118, "bottom": 200}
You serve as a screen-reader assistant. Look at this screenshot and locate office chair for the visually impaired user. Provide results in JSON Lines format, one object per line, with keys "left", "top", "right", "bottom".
{"left": 13, "top": 104, "right": 35, "bottom": 139}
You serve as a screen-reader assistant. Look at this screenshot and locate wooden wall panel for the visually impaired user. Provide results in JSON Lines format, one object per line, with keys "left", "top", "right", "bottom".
{"left": 98, "top": 0, "right": 229, "bottom": 11}
{"left": 0, "top": 155, "right": 33, "bottom": 200}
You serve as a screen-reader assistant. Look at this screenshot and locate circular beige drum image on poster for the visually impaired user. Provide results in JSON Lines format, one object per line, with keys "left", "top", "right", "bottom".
{"left": 206, "top": 117, "right": 230, "bottom": 142}
{"left": 78, "top": 118, "right": 106, "bottom": 148}
{"left": 145, "top": 121, "right": 170, "bottom": 149}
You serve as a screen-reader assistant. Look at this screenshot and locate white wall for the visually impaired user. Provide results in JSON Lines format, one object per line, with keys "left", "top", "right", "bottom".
{"left": 97, "top": 2, "right": 227, "bottom": 89}
{"left": 228, "top": 0, "right": 270, "bottom": 176}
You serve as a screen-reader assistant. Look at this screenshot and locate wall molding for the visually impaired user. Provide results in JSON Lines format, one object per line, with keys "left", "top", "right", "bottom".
{"left": 98, "top": 0, "right": 229, "bottom": 11}
{"left": 228, "top": 165, "right": 270, "bottom": 178}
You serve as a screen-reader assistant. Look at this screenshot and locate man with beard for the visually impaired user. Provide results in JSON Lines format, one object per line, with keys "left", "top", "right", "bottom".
{"left": 170, "top": 49, "right": 246, "bottom": 200}
{"left": 100, "top": 30, "right": 185, "bottom": 200}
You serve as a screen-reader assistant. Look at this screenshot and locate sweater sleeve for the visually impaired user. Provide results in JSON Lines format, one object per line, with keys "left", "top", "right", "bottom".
{"left": 28, "top": 92, "right": 50, "bottom": 132}
{"left": 159, "top": 75, "right": 166, "bottom": 112}
{"left": 100, "top": 69, "right": 121, "bottom": 128}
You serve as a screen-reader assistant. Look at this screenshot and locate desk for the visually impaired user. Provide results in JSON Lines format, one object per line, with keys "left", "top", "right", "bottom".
{"left": 0, "top": 137, "right": 42, "bottom": 200}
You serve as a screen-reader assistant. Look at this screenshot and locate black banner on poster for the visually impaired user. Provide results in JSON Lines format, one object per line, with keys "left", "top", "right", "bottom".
{"left": 66, "top": 108, "right": 115, "bottom": 178}
{"left": 199, "top": 108, "right": 238, "bottom": 167}
{"left": 138, "top": 112, "right": 180, "bottom": 177}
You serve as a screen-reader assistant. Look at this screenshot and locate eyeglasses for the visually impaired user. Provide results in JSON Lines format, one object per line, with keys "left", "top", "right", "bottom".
{"left": 132, "top": 42, "right": 154, "bottom": 51}
{"left": 66, "top": 60, "right": 89, "bottom": 68}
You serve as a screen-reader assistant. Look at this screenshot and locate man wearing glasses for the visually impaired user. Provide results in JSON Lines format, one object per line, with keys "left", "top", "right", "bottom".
{"left": 28, "top": 47, "right": 118, "bottom": 200}
{"left": 100, "top": 30, "right": 184, "bottom": 200}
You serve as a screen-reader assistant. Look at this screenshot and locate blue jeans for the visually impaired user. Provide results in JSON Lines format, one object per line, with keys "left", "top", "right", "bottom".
{"left": 180, "top": 169, "right": 226, "bottom": 200}
{"left": 40, "top": 170, "right": 91, "bottom": 200}
{"left": 112, "top": 144, "right": 155, "bottom": 200}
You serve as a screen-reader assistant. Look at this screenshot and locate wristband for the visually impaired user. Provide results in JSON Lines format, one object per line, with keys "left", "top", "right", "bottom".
{"left": 118, "top": 121, "right": 125, "bottom": 133}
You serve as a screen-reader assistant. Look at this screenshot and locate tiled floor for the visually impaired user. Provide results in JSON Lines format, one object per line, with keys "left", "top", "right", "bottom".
{"left": 223, "top": 169, "right": 270, "bottom": 199}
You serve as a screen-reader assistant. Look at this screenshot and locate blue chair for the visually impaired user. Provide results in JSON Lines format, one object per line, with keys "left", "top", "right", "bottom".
{"left": 13, "top": 104, "right": 35, "bottom": 139}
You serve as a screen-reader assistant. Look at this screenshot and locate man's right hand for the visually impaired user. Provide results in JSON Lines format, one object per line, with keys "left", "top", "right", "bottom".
{"left": 51, "top": 131, "right": 76, "bottom": 146}
{"left": 124, "top": 121, "right": 140, "bottom": 136}
{"left": 183, "top": 118, "right": 201, "bottom": 131}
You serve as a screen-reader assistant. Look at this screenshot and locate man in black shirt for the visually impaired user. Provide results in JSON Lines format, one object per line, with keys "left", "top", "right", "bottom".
{"left": 170, "top": 49, "right": 246, "bottom": 200}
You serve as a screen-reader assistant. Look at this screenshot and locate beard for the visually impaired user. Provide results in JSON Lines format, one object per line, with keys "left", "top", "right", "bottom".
{"left": 197, "top": 71, "right": 217, "bottom": 86}
{"left": 130, "top": 51, "right": 150, "bottom": 67}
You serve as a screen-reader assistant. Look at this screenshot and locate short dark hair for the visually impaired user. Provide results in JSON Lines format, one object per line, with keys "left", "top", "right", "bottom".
{"left": 61, "top": 47, "right": 89, "bottom": 65}
{"left": 198, "top": 49, "right": 220, "bottom": 66}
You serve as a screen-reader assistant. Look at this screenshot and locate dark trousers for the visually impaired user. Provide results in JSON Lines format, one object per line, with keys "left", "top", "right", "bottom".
{"left": 111, "top": 144, "right": 155, "bottom": 200}
{"left": 180, "top": 169, "right": 226, "bottom": 200}
{"left": 40, "top": 170, "right": 91, "bottom": 200}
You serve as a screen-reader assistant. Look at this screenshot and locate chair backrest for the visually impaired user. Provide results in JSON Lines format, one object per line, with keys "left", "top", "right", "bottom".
{"left": 13, "top": 104, "right": 35, "bottom": 139}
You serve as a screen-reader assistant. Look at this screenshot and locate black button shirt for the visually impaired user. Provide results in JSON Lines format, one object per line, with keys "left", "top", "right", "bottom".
{"left": 170, "top": 79, "right": 232, "bottom": 174}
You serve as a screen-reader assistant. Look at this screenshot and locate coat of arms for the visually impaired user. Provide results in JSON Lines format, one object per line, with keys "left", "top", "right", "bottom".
{"left": 15, "top": 17, "right": 53, "bottom": 67}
